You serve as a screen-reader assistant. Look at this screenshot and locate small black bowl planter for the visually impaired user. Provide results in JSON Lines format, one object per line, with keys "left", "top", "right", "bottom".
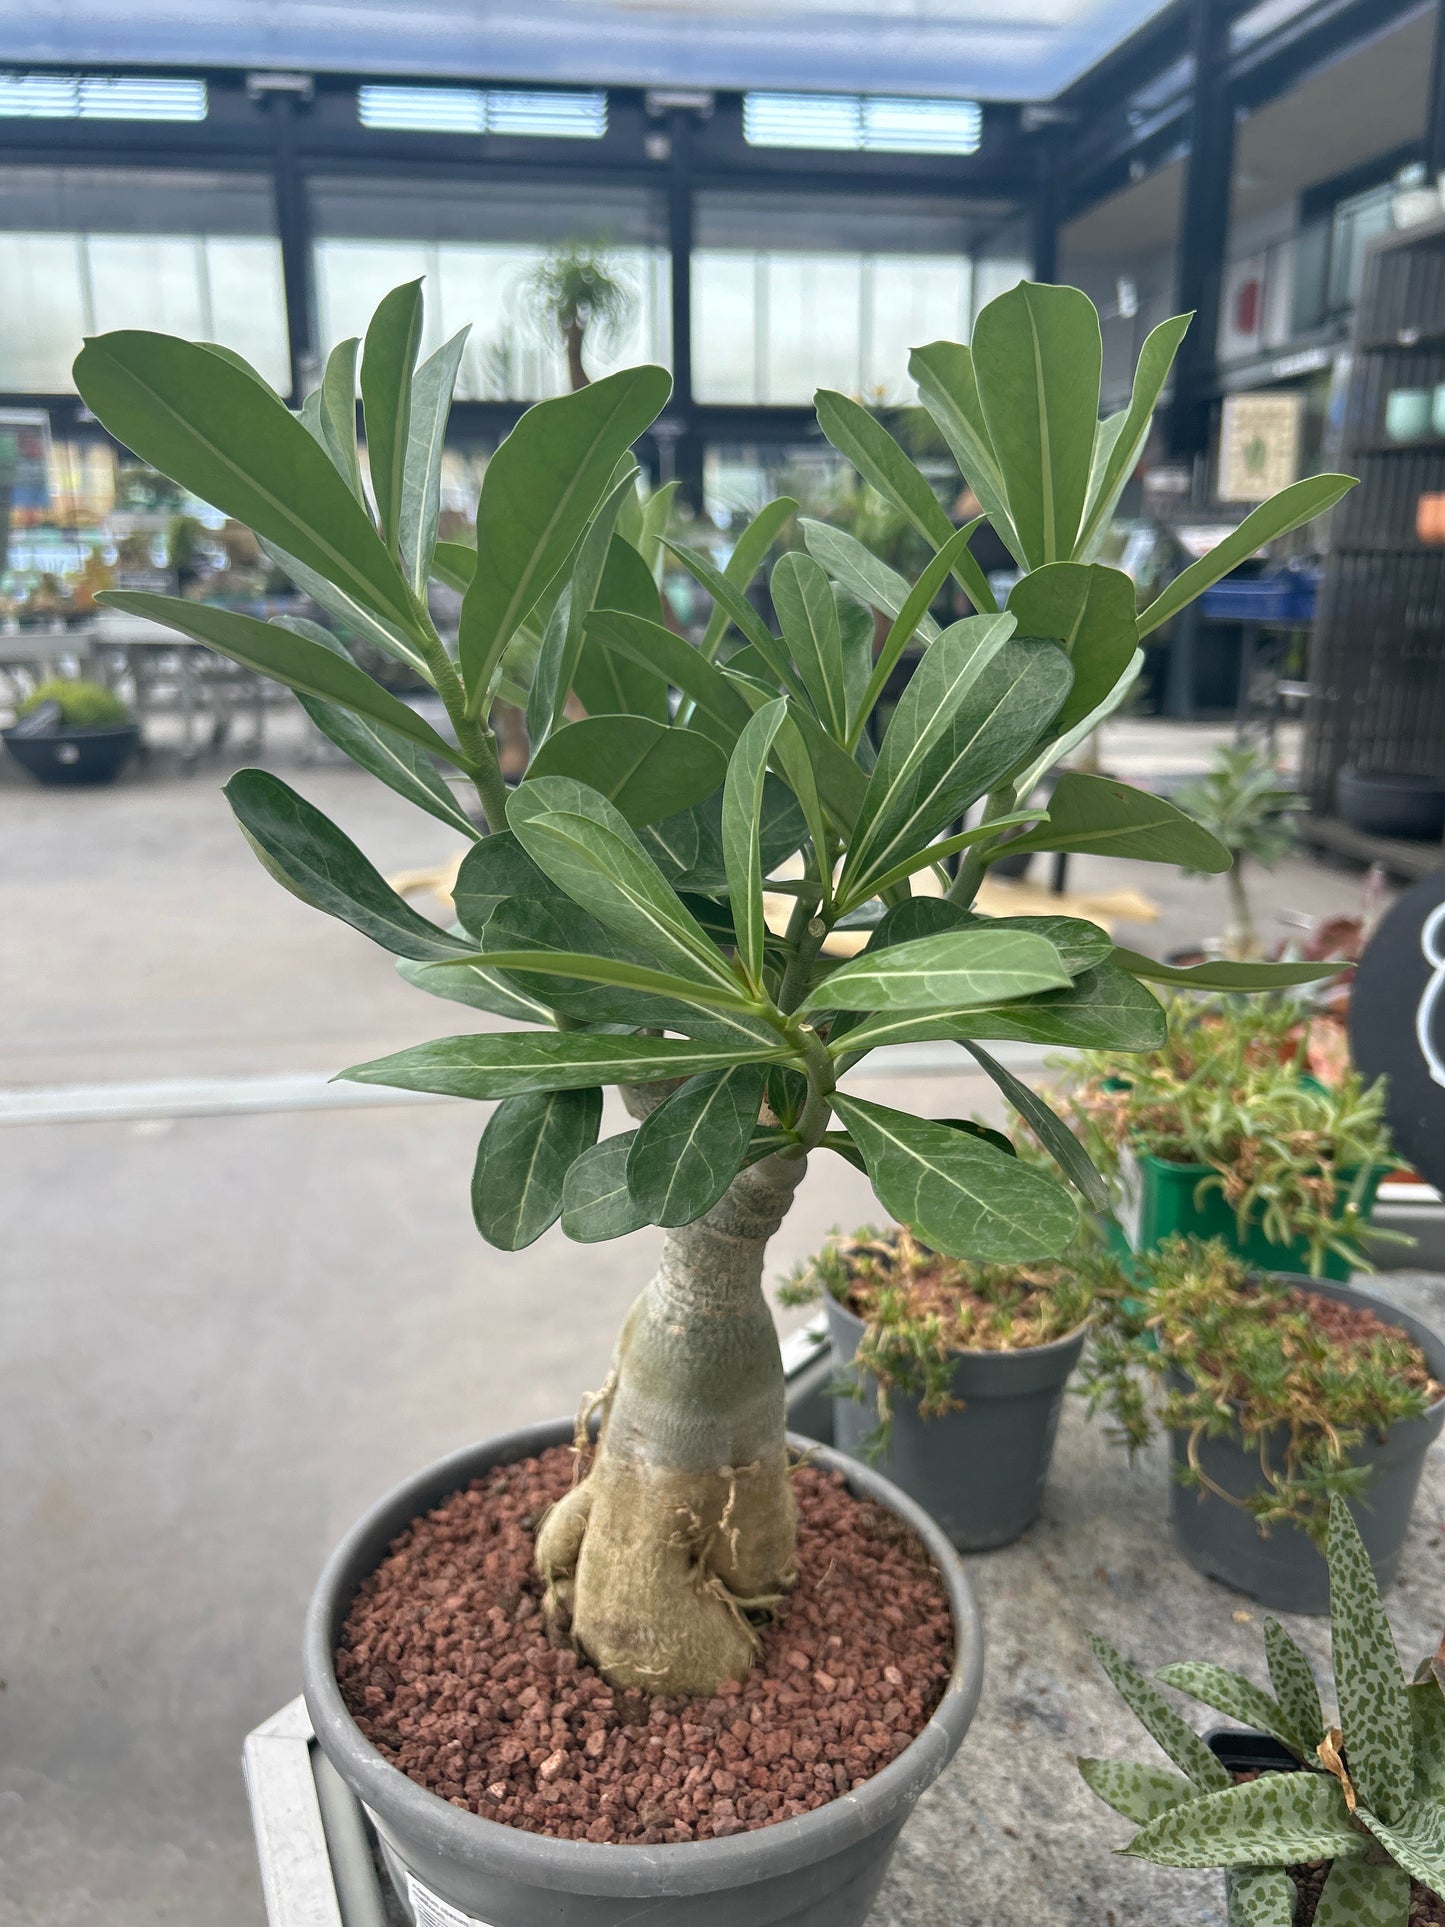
{"left": 1337, "top": 766, "right": 1445, "bottom": 841}
{"left": 304, "top": 1418, "right": 984, "bottom": 1927}
{"left": 1168, "top": 1274, "right": 1445, "bottom": 1616}
{"left": 2, "top": 721, "right": 139, "bottom": 785}
{"left": 823, "top": 1291, "right": 1087, "bottom": 1552}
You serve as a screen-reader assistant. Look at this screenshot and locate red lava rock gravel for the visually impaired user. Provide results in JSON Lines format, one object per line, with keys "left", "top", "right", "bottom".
{"left": 335, "top": 1445, "right": 954, "bottom": 1844}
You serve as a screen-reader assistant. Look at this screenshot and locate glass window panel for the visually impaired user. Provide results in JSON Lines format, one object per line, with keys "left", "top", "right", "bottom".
{"left": 693, "top": 252, "right": 759, "bottom": 404}
{"left": 314, "top": 240, "right": 438, "bottom": 363}
{"left": 763, "top": 254, "right": 862, "bottom": 403}
{"left": 865, "top": 256, "right": 973, "bottom": 403}
{"left": 203, "top": 238, "right": 291, "bottom": 393}
{"left": 0, "top": 233, "right": 86, "bottom": 389}
{"left": 85, "top": 234, "right": 207, "bottom": 338}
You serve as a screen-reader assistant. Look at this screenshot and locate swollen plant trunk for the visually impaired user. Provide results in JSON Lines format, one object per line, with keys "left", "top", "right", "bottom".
{"left": 564, "top": 320, "right": 590, "bottom": 392}
{"left": 536, "top": 1152, "right": 807, "bottom": 1695}
{"left": 1223, "top": 861, "right": 1259, "bottom": 961}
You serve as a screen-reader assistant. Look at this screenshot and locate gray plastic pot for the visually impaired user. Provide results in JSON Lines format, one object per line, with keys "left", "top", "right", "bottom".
{"left": 303, "top": 1418, "right": 984, "bottom": 1927}
{"left": 824, "top": 1292, "right": 1088, "bottom": 1551}
{"left": 1168, "top": 1274, "right": 1445, "bottom": 1615}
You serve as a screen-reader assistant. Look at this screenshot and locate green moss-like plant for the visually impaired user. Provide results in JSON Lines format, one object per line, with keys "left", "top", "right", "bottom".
{"left": 17, "top": 678, "right": 132, "bottom": 728}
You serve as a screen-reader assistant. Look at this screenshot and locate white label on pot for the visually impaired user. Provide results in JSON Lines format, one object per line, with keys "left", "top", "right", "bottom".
{"left": 405, "top": 1871, "right": 497, "bottom": 1927}
{"left": 1116, "top": 1144, "right": 1143, "bottom": 1250}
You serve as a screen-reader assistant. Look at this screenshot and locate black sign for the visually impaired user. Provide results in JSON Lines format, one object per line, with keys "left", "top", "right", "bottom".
{"left": 1350, "top": 868, "right": 1445, "bottom": 1189}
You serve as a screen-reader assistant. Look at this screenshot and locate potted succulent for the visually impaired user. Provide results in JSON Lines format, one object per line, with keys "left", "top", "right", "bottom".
{"left": 72, "top": 279, "right": 1347, "bottom": 1923}
{"left": 1080, "top": 1497, "right": 1445, "bottom": 1925}
{"left": 1174, "top": 741, "right": 1304, "bottom": 961}
{"left": 1065, "top": 991, "right": 1398, "bottom": 1279}
{"left": 780, "top": 1223, "right": 1110, "bottom": 1549}
{"left": 3, "top": 677, "right": 139, "bottom": 784}
{"left": 1082, "top": 1236, "right": 1445, "bottom": 1612}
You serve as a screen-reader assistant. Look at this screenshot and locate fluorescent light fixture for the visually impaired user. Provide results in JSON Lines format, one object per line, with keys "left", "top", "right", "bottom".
{"left": 358, "top": 85, "right": 607, "bottom": 139}
{"left": 0, "top": 72, "right": 207, "bottom": 121}
{"left": 743, "top": 92, "right": 982, "bottom": 156}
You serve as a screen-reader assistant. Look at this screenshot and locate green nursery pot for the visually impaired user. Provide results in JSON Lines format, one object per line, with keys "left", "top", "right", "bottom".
{"left": 1122, "top": 1152, "right": 1384, "bottom": 1281}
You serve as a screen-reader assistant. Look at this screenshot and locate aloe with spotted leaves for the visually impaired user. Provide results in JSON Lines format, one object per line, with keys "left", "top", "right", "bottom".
{"left": 74, "top": 279, "right": 1350, "bottom": 1699}
{"left": 1081, "top": 1500, "right": 1445, "bottom": 1924}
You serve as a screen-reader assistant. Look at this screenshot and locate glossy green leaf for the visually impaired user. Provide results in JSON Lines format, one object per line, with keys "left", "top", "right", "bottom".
{"left": 1310, "top": 1858, "right": 1411, "bottom": 1927}
{"left": 907, "top": 339, "right": 1022, "bottom": 562}
{"left": 317, "top": 336, "right": 363, "bottom": 499}
{"left": 399, "top": 327, "right": 469, "bottom": 596}
{"left": 1077, "top": 312, "right": 1192, "bottom": 559}
{"left": 807, "top": 926, "right": 1069, "bottom": 1015}
{"left": 585, "top": 609, "right": 755, "bottom": 752}
{"left": 561, "top": 1133, "right": 653, "bottom": 1242}
{"left": 1000, "top": 772, "right": 1232, "bottom": 870}
{"left": 1138, "top": 474, "right": 1356, "bottom": 639}
{"left": 259, "top": 536, "right": 432, "bottom": 678}
{"left": 724, "top": 672, "right": 868, "bottom": 840}
{"left": 852, "top": 521, "right": 991, "bottom": 750}
{"left": 1090, "top": 1636, "right": 1233, "bottom": 1791}
{"left": 953, "top": 912, "right": 1113, "bottom": 976}
{"left": 1006, "top": 562, "right": 1139, "bottom": 734}
{"left": 433, "top": 539, "right": 476, "bottom": 592}
{"left": 724, "top": 698, "right": 789, "bottom": 986}
{"left": 800, "top": 518, "right": 939, "bottom": 642}
{"left": 698, "top": 497, "right": 798, "bottom": 661}
{"left": 451, "top": 831, "right": 553, "bottom": 935}
{"left": 835, "top": 586, "right": 876, "bottom": 731}
{"left": 506, "top": 776, "right": 740, "bottom": 991}
{"left": 838, "top": 962, "right": 1168, "bottom": 1057}
{"left": 471, "top": 1087, "right": 602, "bottom": 1250}
{"left": 361, "top": 279, "right": 423, "bottom": 555}
{"left": 340, "top": 1030, "right": 790, "bottom": 1100}
{"left": 637, "top": 479, "right": 680, "bottom": 579}
{"left": 1011, "top": 647, "right": 1145, "bottom": 799}
{"left": 1359, "top": 1800, "right": 1445, "bottom": 1897}
{"left": 527, "top": 716, "right": 727, "bottom": 826}
{"left": 203, "top": 339, "right": 283, "bottom": 397}
{"left": 74, "top": 329, "right": 421, "bottom": 634}
{"left": 100, "top": 590, "right": 458, "bottom": 762}
{"left": 223, "top": 769, "right": 471, "bottom": 962}
{"left": 772, "top": 550, "right": 849, "bottom": 738}
{"left": 1329, "top": 1499, "right": 1413, "bottom": 1824}
{"left": 963, "top": 1040, "right": 1109, "bottom": 1209}
{"left": 458, "top": 366, "right": 670, "bottom": 707}
{"left": 1129, "top": 1771, "right": 1367, "bottom": 1869}
{"left": 1264, "top": 1619, "right": 1327, "bottom": 1760}
{"left": 971, "top": 282, "right": 1101, "bottom": 567}
{"left": 1155, "top": 1663, "right": 1306, "bottom": 1761}
{"left": 527, "top": 465, "right": 640, "bottom": 748}
{"left": 1112, "top": 947, "right": 1346, "bottom": 990}
{"left": 295, "top": 694, "right": 478, "bottom": 837}
{"left": 1228, "top": 1868, "right": 1299, "bottom": 1927}
{"left": 832, "top": 1093, "right": 1078, "bottom": 1262}
{"left": 396, "top": 956, "right": 553, "bottom": 1025}
{"left": 471, "top": 936, "right": 760, "bottom": 1019}
{"left": 857, "top": 809, "right": 1043, "bottom": 902}
{"left": 627, "top": 1064, "right": 769, "bottom": 1226}
{"left": 574, "top": 536, "right": 672, "bottom": 723}
{"left": 664, "top": 538, "right": 802, "bottom": 697}
{"left": 1077, "top": 1758, "right": 1194, "bottom": 1825}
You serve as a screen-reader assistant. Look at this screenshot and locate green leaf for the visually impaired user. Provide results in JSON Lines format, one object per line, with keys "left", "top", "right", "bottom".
{"left": 1329, "top": 1499, "right": 1413, "bottom": 1824}
{"left": 396, "top": 956, "right": 553, "bottom": 1025}
{"left": 1006, "top": 562, "right": 1139, "bottom": 734}
{"left": 296, "top": 694, "right": 478, "bottom": 837}
{"left": 74, "top": 328, "right": 421, "bottom": 635}
{"left": 1155, "top": 1663, "right": 1307, "bottom": 1761}
{"left": 527, "top": 716, "right": 727, "bottom": 826}
{"left": 1112, "top": 948, "right": 1348, "bottom": 990}
{"left": 1000, "top": 771, "right": 1231, "bottom": 870}
{"left": 471, "top": 1087, "right": 602, "bottom": 1250}
{"left": 851, "top": 521, "right": 991, "bottom": 750}
{"left": 1126, "top": 1771, "right": 1365, "bottom": 1869}
{"left": 317, "top": 336, "right": 363, "bottom": 499}
{"left": 1228, "top": 1868, "right": 1300, "bottom": 1927}
{"left": 1077, "top": 1758, "right": 1194, "bottom": 1825}
{"left": 1077, "top": 312, "right": 1192, "bottom": 559}
{"left": 361, "top": 279, "right": 424, "bottom": 556}
{"left": 433, "top": 539, "right": 476, "bottom": 593}
{"left": 505, "top": 776, "right": 741, "bottom": 992}
{"left": 954, "top": 912, "right": 1114, "bottom": 976}
{"left": 772, "top": 550, "right": 849, "bottom": 738}
{"left": 1089, "top": 1636, "right": 1233, "bottom": 1791}
{"left": 806, "top": 926, "right": 1070, "bottom": 1015}
{"left": 1138, "top": 474, "right": 1356, "bottom": 639}
{"left": 724, "top": 698, "right": 789, "bottom": 987}
{"left": 1011, "top": 647, "right": 1145, "bottom": 799}
{"left": 907, "top": 340, "right": 1022, "bottom": 562}
{"left": 840, "top": 625, "right": 1072, "bottom": 906}
{"left": 831, "top": 1093, "right": 1078, "bottom": 1262}
{"left": 857, "top": 809, "right": 1044, "bottom": 902}
{"left": 1359, "top": 1801, "right": 1445, "bottom": 1897}
{"left": 340, "top": 1030, "right": 789, "bottom": 1100}
{"left": 99, "top": 590, "right": 458, "bottom": 762}
{"left": 835, "top": 587, "right": 876, "bottom": 735}
{"left": 724, "top": 674, "right": 868, "bottom": 840}
{"left": 585, "top": 608, "right": 755, "bottom": 752}
{"left": 664, "top": 538, "right": 802, "bottom": 698}
{"left": 451, "top": 831, "right": 553, "bottom": 936}
{"left": 627, "top": 1064, "right": 769, "bottom": 1226}
{"left": 637, "top": 479, "right": 680, "bottom": 579}
{"left": 1310, "top": 1857, "right": 1411, "bottom": 1927}
{"left": 801, "top": 518, "right": 939, "bottom": 642}
{"left": 837, "top": 962, "right": 1168, "bottom": 1057}
{"left": 698, "top": 497, "right": 797, "bottom": 662}
{"left": 574, "top": 537, "right": 672, "bottom": 723}
{"left": 1265, "top": 1619, "right": 1328, "bottom": 1760}
{"left": 223, "top": 769, "right": 471, "bottom": 962}
{"left": 962, "top": 1040, "right": 1109, "bottom": 1210}
{"left": 971, "top": 281, "right": 1101, "bottom": 567}
{"left": 527, "top": 464, "right": 640, "bottom": 749}
{"left": 259, "top": 536, "right": 432, "bottom": 678}
{"left": 458, "top": 366, "right": 670, "bottom": 707}
{"left": 561, "top": 1132, "right": 653, "bottom": 1241}
{"left": 1412, "top": 1679, "right": 1445, "bottom": 1800}
{"left": 399, "top": 327, "right": 469, "bottom": 596}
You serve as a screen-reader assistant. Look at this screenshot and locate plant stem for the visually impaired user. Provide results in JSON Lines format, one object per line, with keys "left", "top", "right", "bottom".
{"left": 412, "top": 617, "right": 510, "bottom": 834}
{"left": 776, "top": 893, "right": 825, "bottom": 1012}
{"left": 947, "top": 784, "right": 1018, "bottom": 906}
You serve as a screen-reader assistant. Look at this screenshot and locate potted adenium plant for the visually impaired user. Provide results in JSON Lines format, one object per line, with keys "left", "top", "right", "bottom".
{"left": 1173, "top": 741, "right": 1304, "bottom": 962}
{"left": 72, "top": 279, "right": 1347, "bottom": 1924}
{"left": 1080, "top": 1497, "right": 1445, "bottom": 1925}
{"left": 1082, "top": 1236, "right": 1445, "bottom": 1613}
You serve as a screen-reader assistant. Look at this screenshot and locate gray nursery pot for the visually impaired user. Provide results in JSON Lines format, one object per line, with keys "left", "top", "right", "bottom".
{"left": 824, "top": 1292, "right": 1088, "bottom": 1552}
{"left": 1169, "top": 1274, "right": 1445, "bottom": 1616}
{"left": 303, "top": 1418, "right": 985, "bottom": 1927}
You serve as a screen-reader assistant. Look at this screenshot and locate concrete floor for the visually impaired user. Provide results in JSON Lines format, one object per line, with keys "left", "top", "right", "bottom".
{"left": 0, "top": 714, "right": 1411, "bottom": 1927}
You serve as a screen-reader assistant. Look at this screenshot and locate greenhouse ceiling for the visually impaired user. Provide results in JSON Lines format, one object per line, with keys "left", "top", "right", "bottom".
{"left": 3, "top": 0, "right": 1177, "bottom": 102}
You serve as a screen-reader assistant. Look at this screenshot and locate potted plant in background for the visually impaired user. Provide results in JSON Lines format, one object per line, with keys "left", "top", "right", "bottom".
{"left": 1065, "top": 990, "right": 1397, "bottom": 1278}
{"left": 1079, "top": 1498, "right": 1445, "bottom": 1924}
{"left": 1174, "top": 740, "right": 1305, "bottom": 961}
{"left": 3, "top": 676, "right": 139, "bottom": 784}
{"left": 1082, "top": 1236, "right": 1445, "bottom": 1611}
{"left": 780, "top": 1223, "right": 1111, "bottom": 1548}
{"left": 72, "top": 278, "right": 1347, "bottom": 1924}
{"left": 523, "top": 240, "right": 638, "bottom": 392}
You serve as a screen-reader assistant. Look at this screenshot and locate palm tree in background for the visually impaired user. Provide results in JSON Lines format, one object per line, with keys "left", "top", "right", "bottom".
{"left": 523, "top": 242, "right": 637, "bottom": 391}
